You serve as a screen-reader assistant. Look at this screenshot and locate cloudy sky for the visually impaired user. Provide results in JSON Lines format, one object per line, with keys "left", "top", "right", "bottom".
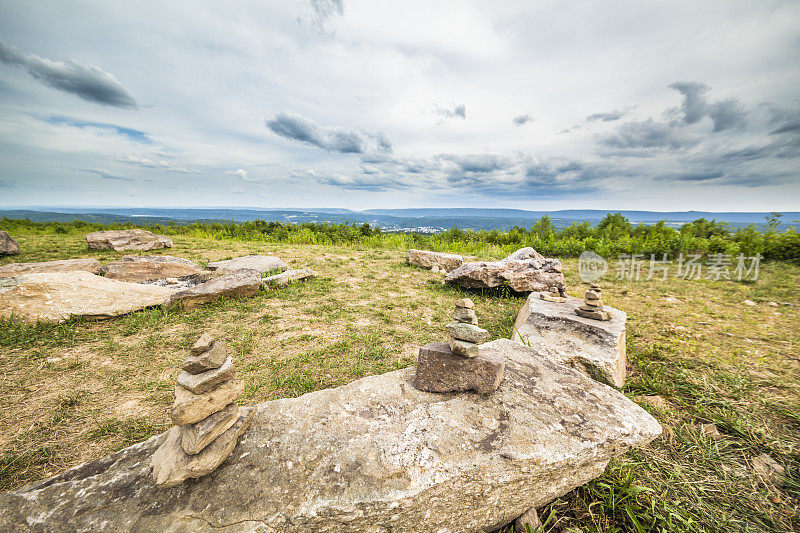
{"left": 1, "top": 0, "right": 799, "bottom": 211}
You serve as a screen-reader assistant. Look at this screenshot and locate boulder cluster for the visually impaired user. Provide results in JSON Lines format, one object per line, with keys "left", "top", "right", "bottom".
{"left": 575, "top": 283, "right": 611, "bottom": 321}
{"left": 151, "top": 333, "right": 254, "bottom": 488}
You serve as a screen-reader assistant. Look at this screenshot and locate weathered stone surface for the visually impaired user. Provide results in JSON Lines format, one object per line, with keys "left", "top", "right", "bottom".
{"left": 454, "top": 297, "right": 474, "bottom": 309}
{"left": 191, "top": 332, "right": 215, "bottom": 355}
{"left": 448, "top": 337, "right": 480, "bottom": 357}
{"left": 445, "top": 247, "right": 565, "bottom": 293}
{"left": 0, "top": 230, "right": 20, "bottom": 255}
{"left": 575, "top": 307, "right": 611, "bottom": 321}
{"left": 262, "top": 268, "right": 316, "bottom": 287}
{"left": 170, "top": 379, "right": 245, "bottom": 425}
{"left": 163, "top": 269, "right": 261, "bottom": 311}
{"left": 177, "top": 357, "right": 235, "bottom": 394}
{"left": 85, "top": 229, "right": 172, "bottom": 251}
{"left": 152, "top": 407, "right": 255, "bottom": 488}
{"left": 452, "top": 306, "right": 478, "bottom": 324}
{"left": 406, "top": 249, "right": 464, "bottom": 272}
{"left": 103, "top": 256, "right": 203, "bottom": 283}
{"left": 512, "top": 292, "right": 627, "bottom": 387}
{"left": 415, "top": 341, "right": 503, "bottom": 393}
{"left": 0, "top": 339, "right": 661, "bottom": 533}
{"left": 0, "top": 258, "right": 104, "bottom": 277}
{"left": 0, "top": 272, "right": 173, "bottom": 323}
{"left": 207, "top": 255, "right": 288, "bottom": 274}
{"left": 514, "top": 507, "right": 541, "bottom": 533}
{"left": 180, "top": 403, "right": 240, "bottom": 455}
{"left": 183, "top": 341, "right": 227, "bottom": 374}
{"left": 446, "top": 321, "right": 490, "bottom": 344}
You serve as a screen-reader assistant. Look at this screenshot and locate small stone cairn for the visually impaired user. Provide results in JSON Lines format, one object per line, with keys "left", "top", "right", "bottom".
{"left": 575, "top": 284, "right": 611, "bottom": 321}
{"left": 151, "top": 333, "right": 254, "bottom": 488}
{"left": 414, "top": 299, "right": 504, "bottom": 394}
{"left": 540, "top": 285, "right": 567, "bottom": 303}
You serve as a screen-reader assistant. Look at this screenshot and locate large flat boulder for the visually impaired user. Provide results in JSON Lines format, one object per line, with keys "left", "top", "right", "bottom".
{"left": 0, "top": 339, "right": 661, "bottom": 532}
{"left": 406, "top": 249, "right": 464, "bottom": 272}
{"left": 85, "top": 229, "right": 172, "bottom": 251}
{"left": 0, "top": 258, "right": 104, "bottom": 277}
{"left": 444, "top": 247, "right": 565, "bottom": 293}
{"left": 0, "top": 230, "right": 20, "bottom": 255}
{"left": 103, "top": 255, "right": 204, "bottom": 283}
{"left": 512, "top": 292, "right": 627, "bottom": 387}
{"left": 207, "top": 255, "right": 288, "bottom": 274}
{"left": 164, "top": 268, "right": 261, "bottom": 311}
{"left": 0, "top": 271, "right": 174, "bottom": 323}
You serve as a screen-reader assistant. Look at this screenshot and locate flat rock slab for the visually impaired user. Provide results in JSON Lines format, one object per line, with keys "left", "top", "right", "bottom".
{"left": 0, "top": 258, "right": 104, "bottom": 277}
{"left": 163, "top": 269, "right": 261, "bottom": 311}
{"left": 85, "top": 229, "right": 172, "bottom": 251}
{"left": 445, "top": 247, "right": 565, "bottom": 293}
{"left": 406, "top": 249, "right": 464, "bottom": 272}
{"left": 262, "top": 268, "right": 316, "bottom": 287}
{"left": 103, "top": 256, "right": 203, "bottom": 283}
{"left": 512, "top": 292, "right": 627, "bottom": 387}
{"left": 207, "top": 255, "right": 288, "bottom": 274}
{"left": 0, "top": 339, "right": 661, "bottom": 532}
{"left": 177, "top": 357, "right": 235, "bottom": 394}
{"left": 0, "top": 271, "right": 174, "bottom": 323}
{"left": 0, "top": 230, "right": 20, "bottom": 255}
{"left": 415, "top": 341, "right": 503, "bottom": 393}
{"left": 182, "top": 341, "right": 227, "bottom": 374}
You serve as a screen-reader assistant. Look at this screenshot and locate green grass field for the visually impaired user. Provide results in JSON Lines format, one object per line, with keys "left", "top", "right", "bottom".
{"left": 1, "top": 230, "right": 798, "bottom": 532}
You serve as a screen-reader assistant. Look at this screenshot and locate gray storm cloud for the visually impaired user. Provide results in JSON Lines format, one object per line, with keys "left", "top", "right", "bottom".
{"left": 513, "top": 114, "right": 533, "bottom": 126}
{"left": 586, "top": 110, "right": 626, "bottom": 122}
{"left": 433, "top": 104, "right": 466, "bottom": 120}
{"left": 266, "top": 112, "right": 392, "bottom": 154}
{"left": 599, "top": 119, "right": 697, "bottom": 150}
{"left": 669, "top": 82, "right": 746, "bottom": 132}
{"left": 0, "top": 38, "right": 136, "bottom": 108}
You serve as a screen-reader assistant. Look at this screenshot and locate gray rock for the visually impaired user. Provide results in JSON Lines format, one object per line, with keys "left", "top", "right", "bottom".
{"left": 512, "top": 292, "right": 627, "bottom": 387}
{"left": 0, "top": 230, "right": 20, "bottom": 255}
{"left": 177, "top": 357, "right": 235, "bottom": 394}
{"left": 514, "top": 507, "right": 541, "bottom": 532}
{"left": 103, "top": 256, "right": 203, "bottom": 283}
{"left": 191, "top": 332, "right": 215, "bottom": 355}
{"left": 163, "top": 269, "right": 261, "bottom": 311}
{"left": 152, "top": 407, "right": 255, "bottom": 488}
{"left": 207, "top": 255, "right": 288, "bottom": 274}
{"left": 452, "top": 306, "right": 478, "bottom": 325}
{"left": 415, "top": 341, "right": 503, "bottom": 393}
{"left": 85, "top": 229, "right": 172, "bottom": 251}
{"left": 448, "top": 337, "right": 480, "bottom": 358}
{"left": 182, "top": 341, "right": 227, "bottom": 374}
{"left": 180, "top": 403, "right": 241, "bottom": 455}
{"left": 454, "top": 298, "right": 474, "bottom": 309}
{"left": 575, "top": 307, "right": 611, "bottom": 321}
{"left": 445, "top": 247, "right": 565, "bottom": 293}
{"left": 405, "top": 249, "right": 464, "bottom": 272}
{"left": 0, "top": 271, "right": 173, "bottom": 323}
{"left": 262, "top": 268, "right": 316, "bottom": 287}
{"left": 446, "top": 321, "right": 490, "bottom": 344}
{"left": 0, "top": 258, "right": 104, "bottom": 277}
{"left": 0, "top": 339, "right": 662, "bottom": 532}
{"left": 170, "top": 379, "right": 245, "bottom": 425}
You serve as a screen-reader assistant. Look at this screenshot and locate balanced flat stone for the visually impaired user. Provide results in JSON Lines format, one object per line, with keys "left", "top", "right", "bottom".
{"left": 448, "top": 337, "right": 480, "bottom": 358}
{"left": 177, "top": 357, "right": 235, "bottom": 394}
{"left": 0, "top": 230, "right": 20, "bottom": 255}
{"left": 512, "top": 292, "right": 627, "bottom": 387}
{"left": 182, "top": 341, "right": 227, "bottom": 374}
{"left": 575, "top": 307, "right": 611, "bottom": 321}
{"left": 85, "top": 229, "right": 172, "bottom": 251}
{"left": 171, "top": 379, "right": 245, "bottom": 425}
{"left": 445, "top": 247, "right": 565, "bottom": 293}
{"left": 163, "top": 269, "right": 261, "bottom": 311}
{"left": 180, "top": 403, "right": 241, "bottom": 455}
{"left": 207, "top": 255, "right": 288, "bottom": 274}
{"left": 0, "top": 258, "right": 104, "bottom": 277}
{"left": 405, "top": 249, "right": 464, "bottom": 272}
{"left": 0, "top": 338, "right": 661, "bottom": 532}
{"left": 262, "top": 268, "right": 316, "bottom": 287}
{"left": 152, "top": 407, "right": 255, "bottom": 488}
{"left": 446, "top": 321, "right": 490, "bottom": 344}
{"left": 191, "top": 332, "right": 215, "bottom": 355}
{"left": 103, "top": 256, "right": 203, "bottom": 283}
{"left": 415, "top": 341, "right": 503, "bottom": 393}
{"left": 0, "top": 271, "right": 173, "bottom": 323}
{"left": 454, "top": 297, "right": 474, "bottom": 309}
{"left": 452, "top": 306, "right": 478, "bottom": 325}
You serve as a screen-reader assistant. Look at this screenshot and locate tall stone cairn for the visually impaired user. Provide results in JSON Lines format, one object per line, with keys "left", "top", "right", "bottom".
{"left": 151, "top": 333, "right": 255, "bottom": 488}
{"left": 446, "top": 298, "right": 490, "bottom": 357}
{"left": 575, "top": 283, "right": 611, "bottom": 321}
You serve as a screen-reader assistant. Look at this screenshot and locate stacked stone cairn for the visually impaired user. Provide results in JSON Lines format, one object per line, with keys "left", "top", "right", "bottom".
{"left": 414, "top": 299, "right": 504, "bottom": 394}
{"left": 151, "top": 333, "right": 255, "bottom": 488}
{"left": 575, "top": 283, "right": 611, "bottom": 321}
{"left": 540, "top": 285, "right": 567, "bottom": 303}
